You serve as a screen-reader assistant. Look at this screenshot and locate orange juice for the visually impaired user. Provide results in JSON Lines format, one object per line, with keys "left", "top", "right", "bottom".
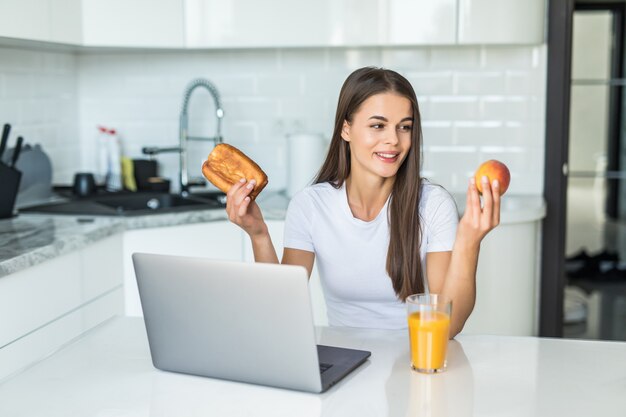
{"left": 408, "top": 310, "right": 450, "bottom": 371}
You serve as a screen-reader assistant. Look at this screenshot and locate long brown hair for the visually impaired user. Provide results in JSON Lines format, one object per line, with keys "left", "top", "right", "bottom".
{"left": 315, "top": 67, "right": 424, "bottom": 301}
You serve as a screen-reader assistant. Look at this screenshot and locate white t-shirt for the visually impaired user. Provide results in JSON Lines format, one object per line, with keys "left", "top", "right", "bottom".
{"left": 283, "top": 180, "right": 459, "bottom": 329}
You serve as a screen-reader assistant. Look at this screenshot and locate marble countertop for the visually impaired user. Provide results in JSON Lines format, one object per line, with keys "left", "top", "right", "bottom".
{"left": 0, "top": 316, "right": 623, "bottom": 417}
{"left": 0, "top": 191, "right": 545, "bottom": 279}
{"left": 0, "top": 191, "right": 290, "bottom": 278}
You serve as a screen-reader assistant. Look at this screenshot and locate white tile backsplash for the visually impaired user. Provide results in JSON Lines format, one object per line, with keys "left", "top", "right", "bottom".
{"left": 0, "top": 44, "right": 546, "bottom": 194}
{"left": 406, "top": 72, "right": 454, "bottom": 95}
{"left": 381, "top": 48, "right": 431, "bottom": 69}
{"left": 427, "top": 96, "right": 481, "bottom": 121}
{"left": 0, "top": 47, "right": 78, "bottom": 184}
{"left": 481, "top": 96, "right": 530, "bottom": 121}
{"left": 454, "top": 71, "right": 506, "bottom": 95}
{"left": 482, "top": 47, "right": 537, "bottom": 70}
{"left": 421, "top": 121, "right": 454, "bottom": 148}
{"left": 431, "top": 47, "right": 481, "bottom": 69}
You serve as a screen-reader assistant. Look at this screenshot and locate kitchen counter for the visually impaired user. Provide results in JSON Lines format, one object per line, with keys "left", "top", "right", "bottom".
{"left": 0, "top": 191, "right": 290, "bottom": 278}
{"left": 0, "top": 192, "right": 545, "bottom": 279}
{"left": 0, "top": 316, "right": 623, "bottom": 417}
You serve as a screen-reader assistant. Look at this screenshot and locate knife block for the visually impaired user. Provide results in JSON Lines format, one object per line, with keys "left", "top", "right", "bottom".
{"left": 0, "top": 163, "right": 22, "bottom": 219}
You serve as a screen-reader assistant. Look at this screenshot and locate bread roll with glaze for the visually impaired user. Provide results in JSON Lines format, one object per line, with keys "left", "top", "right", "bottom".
{"left": 202, "top": 143, "right": 268, "bottom": 200}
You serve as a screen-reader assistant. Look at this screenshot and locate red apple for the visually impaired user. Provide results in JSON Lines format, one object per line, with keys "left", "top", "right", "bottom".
{"left": 474, "top": 160, "right": 510, "bottom": 196}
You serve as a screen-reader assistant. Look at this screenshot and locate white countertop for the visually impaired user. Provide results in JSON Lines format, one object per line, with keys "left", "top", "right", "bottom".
{"left": 0, "top": 317, "right": 623, "bottom": 417}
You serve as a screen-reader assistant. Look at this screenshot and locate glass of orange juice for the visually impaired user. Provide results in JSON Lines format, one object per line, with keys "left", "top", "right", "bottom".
{"left": 406, "top": 294, "right": 452, "bottom": 373}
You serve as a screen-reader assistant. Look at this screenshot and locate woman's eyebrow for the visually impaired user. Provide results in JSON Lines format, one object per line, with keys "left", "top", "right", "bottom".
{"left": 367, "top": 116, "right": 414, "bottom": 122}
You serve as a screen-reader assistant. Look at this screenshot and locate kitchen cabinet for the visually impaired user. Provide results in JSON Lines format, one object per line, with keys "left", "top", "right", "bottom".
{"left": 0, "top": 0, "right": 50, "bottom": 42}
{"left": 122, "top": 221, "right": 242, "bottom": 316}
{"left": 384, "top": 0, "right": 457, "bottom": 45}
{"left": 50, "top": 0, "right": 83, "bottom": 44}
{"left": 0, "top": 0, "right": 81, "bottom": 44}
{"left": 81, "top": 0, "right": 184, "bottom": 47}
{"left": 185, "top": 0, "right": 381, "bottom": 48}
{"left": 458, "top": 0, "right": 546, "bottom": 44}
{"left": 0, "top": 234, "right": 123, "bottom": 380}
{"left": 0, "top": 0, "right": 545, "bottom": 48}
{"left": 185, "top": 0, "right": 456, "bottom": 48}
{"left": 462, "top": 218, "right": 542, "bottom": 336}
{"left": 122, "top": 219, "right": 329, "bottom": 325}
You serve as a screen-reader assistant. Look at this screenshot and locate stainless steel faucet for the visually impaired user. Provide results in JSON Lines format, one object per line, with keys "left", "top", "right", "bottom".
{"left": 142, "top": 78, "right": 224, "bottom": 195}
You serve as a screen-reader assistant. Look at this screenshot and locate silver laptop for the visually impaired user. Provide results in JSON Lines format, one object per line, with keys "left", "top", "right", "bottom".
{"left": 132, "top": 253, "right": 371, "bottom": 393}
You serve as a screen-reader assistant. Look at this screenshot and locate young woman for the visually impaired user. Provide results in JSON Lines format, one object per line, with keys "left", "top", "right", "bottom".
{"left": 225, "top": 67, "right": 500, "bottom": 338}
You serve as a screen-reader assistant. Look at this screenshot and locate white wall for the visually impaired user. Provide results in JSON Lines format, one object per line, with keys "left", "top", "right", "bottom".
{"left": 0, "top": 47, "right": 79, "bottom": 183}
{"left": 0, "top": 44, "right": 546, "bottom": 194}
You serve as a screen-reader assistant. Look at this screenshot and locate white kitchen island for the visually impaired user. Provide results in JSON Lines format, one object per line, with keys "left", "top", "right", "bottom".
{"left": 0, "top": 316, "right": 623, "bottom": 417}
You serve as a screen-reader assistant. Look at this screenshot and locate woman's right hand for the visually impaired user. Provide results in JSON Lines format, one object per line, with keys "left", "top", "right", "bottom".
{"left": 226, "top": 178, "right": 267, "bottom": 237}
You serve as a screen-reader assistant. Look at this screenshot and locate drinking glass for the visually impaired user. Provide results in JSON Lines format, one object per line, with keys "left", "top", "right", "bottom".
{"left": 406, "top": 293, "right": 452, "bottom": 373}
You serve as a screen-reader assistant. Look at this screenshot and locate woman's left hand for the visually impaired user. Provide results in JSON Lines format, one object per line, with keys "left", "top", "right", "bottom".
{"left": 457, "top": 175, "right": 501, "bottom": 246}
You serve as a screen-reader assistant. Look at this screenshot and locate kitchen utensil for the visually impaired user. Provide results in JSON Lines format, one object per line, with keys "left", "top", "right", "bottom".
{"left": 0, "top": 165, "right": 21, "bottom": 218}
{"left": 6, "top": 143, "right": 53, "bottom": 208}
{"left": 0, "top": 135, "right": 22, "bottom": 219}
{"left": 0, "top": 123, "right": 10, "bottom": 159}
{"left": 11, "top": 136, "right": 23, "bottom": 167}
{"left": 133, "top": 159, "right": 158, "bottom": 192}
{"left": 286, "top": 133, "right": 328, "bottom": 197}
{"left": 144, "top": 176, "right": 170, "bottom": 193}
{"left": 72, "top": 172, "right": 97, "bottom": 197}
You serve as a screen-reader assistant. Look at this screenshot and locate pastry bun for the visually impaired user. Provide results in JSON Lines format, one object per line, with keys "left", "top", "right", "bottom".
{"left": 201, "top": 143, "right": 268, "bottom": 200}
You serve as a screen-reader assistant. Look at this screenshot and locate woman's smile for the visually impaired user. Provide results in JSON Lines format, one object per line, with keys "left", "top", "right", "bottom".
{"left": 374, "top": 151, "right": 400, "bottom": 163}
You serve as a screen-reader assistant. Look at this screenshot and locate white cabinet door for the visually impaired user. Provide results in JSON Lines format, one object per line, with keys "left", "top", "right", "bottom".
{"left": 185, "top": 0, "right": 381, "bottom": 48}
{"left": 82, "top": 0, "right": 184, "bottom": 47}
{"left": 185, "top": 0, "right": 458, "bottom": 48}
{"left": 122, "top": 221, "right": 243, "bottom": 316}
{"left": 458, "top": 0, "right": 546, "bottom": 44}
{"left": 49, "top": 0, "right": 82, "bottom": 44}
{"left": 242, "top": 220, "right": 328, "bottom": 326}
{"left": 384, "top": 0, "right": 457, "bottom": 45}
{"left": 0, "top": 0, "right": 81, "bottom": 44}
{"left": 461, "top": 221, "right": 541, "bottom": 336}
{"left": 81, "top": 233, "right": 124, "bottom": 301}
{"left": 0, "top": 234, "right": 123, "bottom": 380}
{"left": 0, "top": 0, "right": 51, "bottom": 42}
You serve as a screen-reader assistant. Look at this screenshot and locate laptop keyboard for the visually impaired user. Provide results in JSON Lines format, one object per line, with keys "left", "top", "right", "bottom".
{"left": 319, "top": 362, "right": 333, "bottom": 374}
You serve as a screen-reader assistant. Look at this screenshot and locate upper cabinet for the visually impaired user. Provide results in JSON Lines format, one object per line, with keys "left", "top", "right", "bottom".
{"left": 82, "top": 0, "right": 184, "bottom": 47}
{"left": 0, "top": 0, "right": 82, "bottom": 44}
{"left": 50, "top": 0, "right": 83, "bottom": 44}
{"left": 184, "top": 0, "right": 381, "bottom": 48}
{"left": 0, "top": 0, "right": 546, "bottom": 48}
{"left": 458, "top": 0, "right": 546, "bottom": 44}
{"left": 384, "top": 0, "right": 457, "bottom": 45}
{"left": 185, "top": 0, "right": 457, "bottom": 48}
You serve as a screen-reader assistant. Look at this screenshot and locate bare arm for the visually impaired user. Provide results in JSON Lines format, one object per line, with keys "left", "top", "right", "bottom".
{"left": 225, "top": 178, "right": 315, "bottom": 274}
{"left": 225, "top": 178, "right": 278, "bottom": 263}
{"left": 282, "top": 248, "right": 315, "bottom": 277}
{"left": 427, "top": 176, "right": 501, "bottom": 339}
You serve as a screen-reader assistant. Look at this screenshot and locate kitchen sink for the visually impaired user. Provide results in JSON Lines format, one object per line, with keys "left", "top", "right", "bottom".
{"left": 19, "top": 192, "right": 226, "bottom": 216}
{"left": 92, "top": 194, "right": 211, "bottom": 211}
